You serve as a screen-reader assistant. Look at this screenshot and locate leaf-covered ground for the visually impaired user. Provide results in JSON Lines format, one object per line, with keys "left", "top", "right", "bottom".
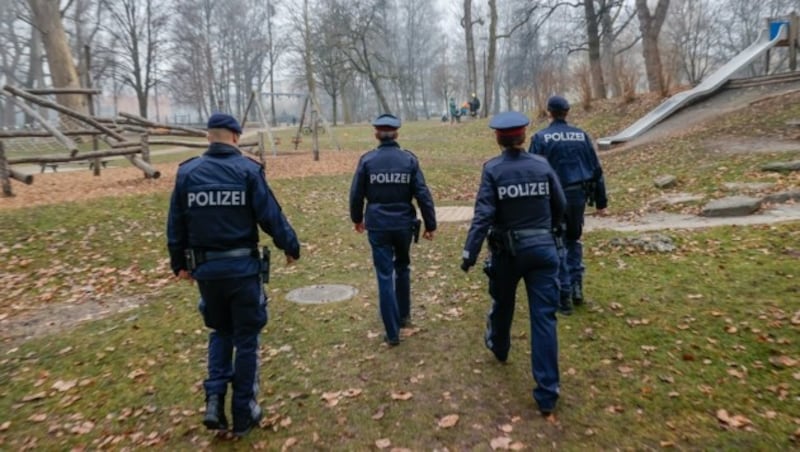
{"left": 0, "top": 93, "right": 799, "bottom": 450}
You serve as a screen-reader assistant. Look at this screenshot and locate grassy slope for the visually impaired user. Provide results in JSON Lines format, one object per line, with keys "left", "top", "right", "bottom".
{"left": 0, "top": 97, "right": 798, "bottom": 450}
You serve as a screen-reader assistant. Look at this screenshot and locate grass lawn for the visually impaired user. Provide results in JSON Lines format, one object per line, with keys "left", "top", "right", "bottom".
{"left": 0, "top": 99, "right": 798, "bottom": 450}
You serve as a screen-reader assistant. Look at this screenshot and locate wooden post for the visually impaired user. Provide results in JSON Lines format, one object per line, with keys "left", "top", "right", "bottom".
{"left": 791, "top": 12, "right": 798, "bottom": 71}
{"left": 85, "top": 45, "right": 102, "bottom": 176}
{"left": 7, "top": 95, "right": 79, "bottom": 154}
{"left": 294, "top": 96, "right": 309, "bottom": 150}
{"left": 140, "top": 133, "right": 151, "bottom": 165}
{"left": 311, "top": 109, "right": 319, "bottom": 161}
{"left": 0, "top": 141, "right": 13, "bottom": 196}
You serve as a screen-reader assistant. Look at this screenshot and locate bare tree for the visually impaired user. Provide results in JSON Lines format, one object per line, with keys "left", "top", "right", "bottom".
{"left": 635, "top": 0, "right": 671, "bottom": 95}
{"left": 460, "top": 0, "right": 483, "bottom": 100}
{"left": 103, "top": 0, "right": 169, "bottom": 117}
{"left": 583, "top": 0, "right": 605, "bottom": 99}
{"left": 27, "top": 0, "right": 87, "bottom": 113}
{"left": 665, "top": 0, "right": 720, "bottom": 86}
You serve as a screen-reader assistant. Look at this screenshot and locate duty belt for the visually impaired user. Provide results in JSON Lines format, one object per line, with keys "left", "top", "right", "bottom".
{"left": 186, "top": 247, "right": 258, "bottom": 270}
{"left": 512, "top": 228, "right": 551, "bottom": 238}
{"left": 203, "top": 248, "right": 257, "bottom": 261}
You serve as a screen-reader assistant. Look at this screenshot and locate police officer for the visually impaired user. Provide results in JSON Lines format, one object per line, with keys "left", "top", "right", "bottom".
{"left": 529, "top": 95, "right": 608, "bottom": 314}
{"left": 461, "top": 111, "right": 566, "bottom": 417}
{"left": 349, "top": 113, "right": 437, "bottom": 346}
{"left": 166, "top": 113, "right": 300, "bottom": 437}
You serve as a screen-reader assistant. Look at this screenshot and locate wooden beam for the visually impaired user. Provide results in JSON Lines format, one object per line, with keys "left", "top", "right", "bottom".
{"left": 26, "top": 88, "right": 102, "bottom": 95}
{"left": 9, "top": 147, "right": 142, "bottom": 164}
{"left": 146, "top": 139, "right": 207, "bottom": 148}
{"left": 2, "top": 85, "right": 125, "bottom": 142}
{"left": 0, "top": 141, "right": 13, "bottom": 196}
{"left": 9, "top": 168, "right": 33, "bottom": 185}
{"left": 7, "top": 95, "right": 78, "bottom": 155}
{"left": 118, "top": 112, "right": 206, "bottom": 136}
{"left": 0, "top": 130, "right": 103, "bottom": 138}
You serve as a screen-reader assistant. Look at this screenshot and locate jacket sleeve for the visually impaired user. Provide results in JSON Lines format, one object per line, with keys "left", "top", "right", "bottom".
{"left": 252, "top": 169, "right": 301, "bottom": 259}
{"left": 462, "top": 167, "right": 496, "bottom": 265}
{"left": 412, "top": 161, "right": 437, "bottom": 232}
{"left": 166, "top": 177, "right": 187, "bottom": 275}
{"left": 529, "top": 132, "right": 544, "bottom": 155}
{"left": 585, "top": 133, "right": 608, "bottom": 209}
{"left": 349, "top": 157, "right": 367, "bottom": 224}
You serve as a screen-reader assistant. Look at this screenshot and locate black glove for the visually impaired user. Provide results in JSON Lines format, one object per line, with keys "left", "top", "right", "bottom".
{"left": 460, "top": 259, "right": 474, "bottom": 273}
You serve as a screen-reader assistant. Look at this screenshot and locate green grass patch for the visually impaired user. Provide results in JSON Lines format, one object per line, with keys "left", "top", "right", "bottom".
{"left": 1, "top": 103, "right": 799, "bottom": 449}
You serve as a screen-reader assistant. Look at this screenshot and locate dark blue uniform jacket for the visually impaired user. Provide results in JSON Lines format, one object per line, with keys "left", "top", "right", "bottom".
{"left": 463, "top": 150, "right": 566, "bottom": 264}
{"left": 529, "top": 119, "right": 607, "bottom": 209}
{"left": 349, "top": 141, "right": 436, "bottom": 232}
{"left": 167, "top": 143, "right": 300, "bottom": 280}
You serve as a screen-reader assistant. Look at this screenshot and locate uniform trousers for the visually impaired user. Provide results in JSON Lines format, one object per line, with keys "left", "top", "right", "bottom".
{"left": 561, "top": 189, "right": 587, "bottom": 295}
{"left": 198, "top": 275, "right": 266, "bottom": 426}
{"left": 484, "top": 239, "right": 560, "bottom": 412}
{"left": 367, "top": 229, "right": 413, "bottom": 342}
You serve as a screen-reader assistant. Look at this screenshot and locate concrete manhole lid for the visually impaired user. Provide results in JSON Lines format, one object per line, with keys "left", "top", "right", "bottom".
{"left": 286, "top": 284, "right": 358, "bottom": 304}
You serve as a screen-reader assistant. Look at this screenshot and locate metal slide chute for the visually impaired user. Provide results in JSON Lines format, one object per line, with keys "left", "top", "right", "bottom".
{"left": 598, "top": 23, "right": 789, "bottom": 149}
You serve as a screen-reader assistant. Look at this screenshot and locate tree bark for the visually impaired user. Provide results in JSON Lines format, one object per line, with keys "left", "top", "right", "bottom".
{"left": 584, "top": 0, "right": 606, "bottom": 99}
{"left": 600, "top": 0, "right": 621, "bottom": 98}
{"left": 27, "top": 0, "right": 87, "bottom": 114}
{"left": 484, "top": 0, "right": 498, "bottom": 118}
{"left": 636, "top": 0, "right": 671, "bottom": 94}
{"left": 462, "top": 0, "right": 478, "bottom": 98}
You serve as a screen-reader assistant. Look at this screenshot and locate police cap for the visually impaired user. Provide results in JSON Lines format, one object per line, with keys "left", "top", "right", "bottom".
{"left": 546, "top": 95, "right": 570, "bottom": 112}
{"left": 489, "top": 111, "right": 530, "bottom": 137}
{"left": 207, "top": 113, "right": 242, "bottom": 134}
{"left": 372, "top": 113, "right": 401, "bottom": 130}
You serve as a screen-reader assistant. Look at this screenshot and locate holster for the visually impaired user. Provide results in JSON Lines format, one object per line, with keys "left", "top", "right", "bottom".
{"left": 184, "top": 249, "right": 197, "bottom": 271}
{"left": 412, "top": 218, "right": 422, "bottom": 244}
{"left": 488, "top": 229, "right": 515, "bottom": 257}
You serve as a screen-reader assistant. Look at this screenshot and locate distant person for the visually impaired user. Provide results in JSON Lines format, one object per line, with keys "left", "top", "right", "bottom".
{"left": 529, "top": 95, "right": 608, "bottom": 315}
{"left": 469, "top": 93, "right": 481, "bottom": 117}
{"left": 449, "top": 98, "right": 461, "bottom": 124}
{"left": 349, "top": 114, "right": 437, "bottom": 346}
{"left": 461, "top": 101, "right": 469, "bottom": 117}
{"left": 166, "top": 113, "right": 301, "bottom": 437}
{"left": 461, "top": 111, "right": 566, "bottom": 417}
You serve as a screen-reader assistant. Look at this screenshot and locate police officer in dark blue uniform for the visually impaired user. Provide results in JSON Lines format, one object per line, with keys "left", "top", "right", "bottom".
{"left": 461, "top": 111, "right": 566, "bottom": 416}
{"left": 529, "top": 95, "right": 608, "bottom": 315}
{"left": 349, "top": 114, "right": 437, "bottom": 346}
{"left": 166, "top": 113, "right": 300, "bottom": 437}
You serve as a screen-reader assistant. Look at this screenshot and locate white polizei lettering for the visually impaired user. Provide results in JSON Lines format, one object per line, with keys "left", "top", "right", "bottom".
{"left": 497, "top": 182, "right": 550, "bottom": 200}
{"left": 187, "top": 190, "right": 247, "bottom": 207}
{"left": 543, "top": 131, "right": 585, "bottom": 143}
{"left": 370, "top": 172, "right": 411, "bottom": 184}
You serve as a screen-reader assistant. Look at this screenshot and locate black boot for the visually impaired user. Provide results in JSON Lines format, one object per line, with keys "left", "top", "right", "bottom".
{"left": 572, "top": 281, "right": 584, "bottom": 306}
{"left": 203, "top": 394, "right": 229, "bottom": 431}
{"left": 558, "top": 292, "right": 573, "bottom": 316}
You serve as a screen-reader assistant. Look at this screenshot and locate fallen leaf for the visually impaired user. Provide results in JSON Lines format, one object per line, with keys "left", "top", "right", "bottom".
{"left": 618, "top": 366, "right": 634, "bottom": 374}
{"left": 375, "top": 438, "right": 391, "bottom": 449}
{"left": 127, "top": 369, "right": 147, "bottom": 380}
{"left": 27, "top": 413, "right": 47, "bottom": 422}
{"left": 716, "top": 409, "right": 752, "bottom": 429}
{"left": 438, "top": 414, "right": 459, "bottom": 428}
{"left": 499, "top": 423, "right": 513, "bottom": 433}
{"left": 769, "top": 355, "right": 798, "bottom": 369}
{"left": 280, "top": 416, "right": 292, "bottom": 428}
{"left": 321, "top": 392, "right": 340, "bottom": 407}
{"left": 391, "top": 391, "right": 413, "bottom": 401}
{"left": 0, "top": 421, "right": 9, "bottom": 431}
{"left": 660, "top": 440, "right": 675, "bottom": 448}
{"left": 52, "top": 380, "right": 77, "bottom": 392}
{"left": 727, "top": 368, "right": 745, "bottom": 379}
{"left": 281, "top": 437, "right": 298, "bottom": 451}
{"left": 490, "top": 436, "right": 512, "bottom": 450}
{"left": 21, "top": 391, "right": 47, "bottom": 402}
{"left": 372, "top": 405, "right": 386, "bottom": 420}
{"left": 509, "top": 442, "right": 525, "bottom": 450}
{"left": 343, "top": 388, "right": 363, "bottom": 398}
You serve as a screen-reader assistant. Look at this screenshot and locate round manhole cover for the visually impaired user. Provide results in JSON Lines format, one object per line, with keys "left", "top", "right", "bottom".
{"left": 286, "top": 284, "right": 358, "bottom": 304}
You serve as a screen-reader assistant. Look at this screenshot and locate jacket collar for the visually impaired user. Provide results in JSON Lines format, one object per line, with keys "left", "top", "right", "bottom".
{"left": 550, "top": 118, "right": 568, "bottom": 126}
{"left": 377, "top": 140, "right": 400, "bottom": 149}
{"left": 205, "top": 142, "right": 242, "bottom": 156}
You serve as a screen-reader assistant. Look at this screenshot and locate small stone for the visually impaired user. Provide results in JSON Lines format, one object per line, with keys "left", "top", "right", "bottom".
{"left": 762, "top": 190, "right": 800, "bottom": 205}
{"left": 654, "top": 175, "right": 677, "bottom": 189}
{"left": 701, "top": 196, "right": 761, "bottom": 217}
{"left": 761, "top": 160, "right": 800, "bottom": 172}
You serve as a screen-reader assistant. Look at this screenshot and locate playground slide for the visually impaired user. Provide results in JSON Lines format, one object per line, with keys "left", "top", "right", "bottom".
{"left": 597, "top": 23, "right": 789, "bottom": 149}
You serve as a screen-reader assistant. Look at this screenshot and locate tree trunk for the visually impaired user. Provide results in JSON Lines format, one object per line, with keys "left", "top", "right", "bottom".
{"left": 369, "top": 74, "right": 391, "bottom": 114}
{"left": 27, "top": 0, "right": 87, "bottom": 114}
{"left": 584, "top": 0, "right": 606, "bottom": 99}
{"left": 484, "top": 0, "right": 498, "bottom": 118}
{"left": 600, "top": 0, "right": 621, "bottom": 98}
{"left": 636, "top": 0, "right": 671, "bottom": 94}
{"left": 462, "top": 0, "right": 478, "bottom": 97}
